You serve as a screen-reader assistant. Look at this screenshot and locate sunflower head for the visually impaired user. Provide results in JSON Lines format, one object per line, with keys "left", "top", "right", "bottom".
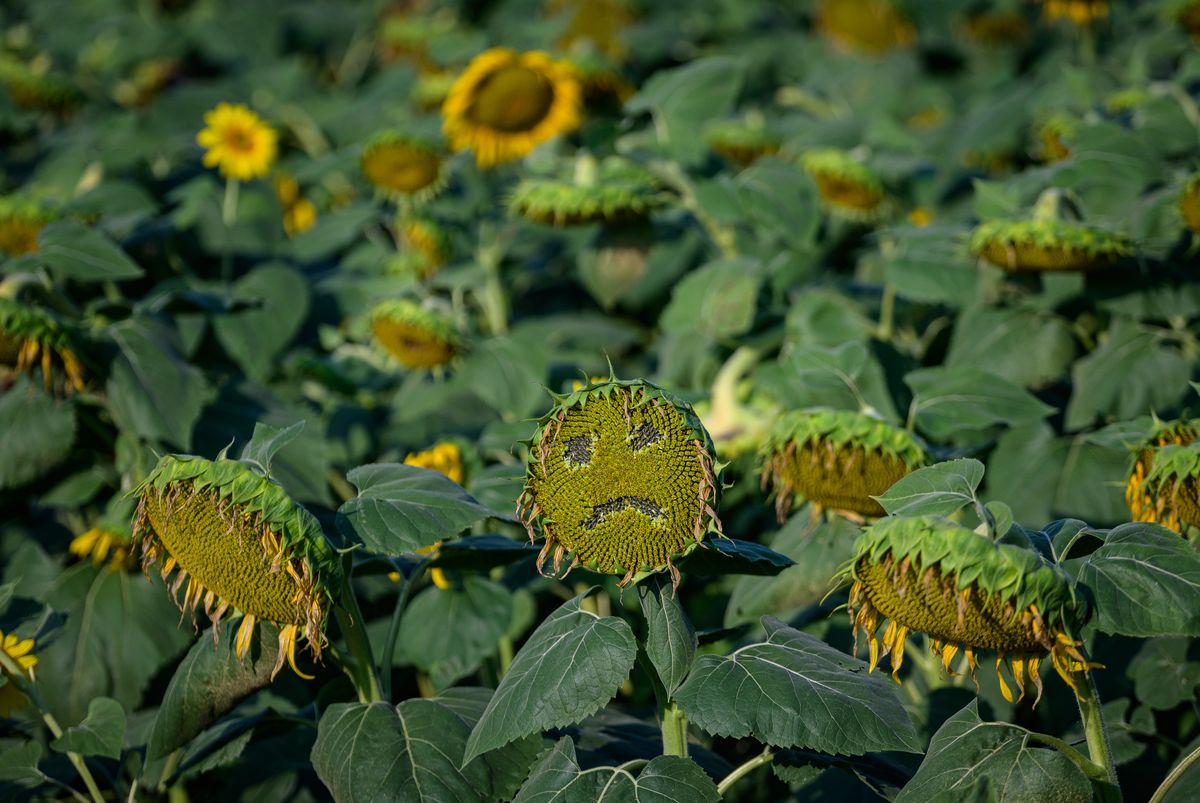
{"left": 386, "top": 216, "right": 451, "bottom": 280}
{"left": 0, "top": 54, "right": 77, "bottom": 112}
{"left": 509, "top": 156, "right": 664, "bottom": 226}
{"left": 704, "top": 119, "right": 784, "bottom": 167}
{"left": 961, "top": 11, "right": 1030, "bottom": 46}
{"left": 370, "top": 300, "right": 458, "bottom": 370}
{"left": 1125, "top": 420, "right": 1199, "bottom": 532}
{"left": 0, "top": 195, "right": 56, "bottom": 256}
{"left": 970, "top": 218, "right": 1131, "bottom": 272}
{"left": 517, "top": 378, "right": 723, "bottom": 588}
{"left": 1176, "top": 2, "right": 1200, "bottom": 41}
{"left": 404, "top": 441, "right": 465, "bottom": 484}
{"left": 1138, "top": 444, "right": 1200, "bottom": 533}
{"left": 442, "top": 48, "right": 582, "bottom": 168}
{"left": 0, "top": 628, "right": 38, "bottom": 717}
{"left": 759, "top": 408, "right": 925, "bottom": 521}
{"left": 815, "top": 0, "right": 916, "bottom": 54}
{"left": 550, "top": 0, "right": 634, "bottom": 60}
{"left": 0, "top": 298, "right": 86, "bottom": 394}
{"left": 1041, "top": 0, "right": 1109, "bottom": 27}
{"left": 801, "top": 150, "right": 892, "bottom": 222}
{"left": 1179, "top": 175, "right": 1200, "bottom": 234}
{"left": 1033, "top": 114, "right": 1076, "bottom": 163}
{"left": 196, "top": 103, "right": 278, "bottom": 181}
{"left": 361, "top": 132, "right": 446, "bottom": 202}
{"left": 131, "top": 453, "right": 342, "bottom": 679}
{"left": 566, "top": 51, "right": 634, "bottom": 107}
{"left": 274, "top": 175, "right": 318, "bottom": 237}
{"left": 843, "top": 515, "right": 1094, "bottom": 704}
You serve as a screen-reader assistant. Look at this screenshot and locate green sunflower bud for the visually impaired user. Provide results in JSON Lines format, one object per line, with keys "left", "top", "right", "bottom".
{"left": 517, "top": 378, "right": 723, "bottom": 588}
{"left": 842, "top": 515, "right": 1095, "bottom": 705}
{"left": 131, "top": 453, "right": 342, "bottom": 679}
{"left": 759, "top": 408, "right": 925, "bottom": 520}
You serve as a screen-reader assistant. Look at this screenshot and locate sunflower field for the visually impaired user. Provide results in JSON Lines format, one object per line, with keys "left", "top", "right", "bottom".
{"left": 4, "top": 0, "right": 1200, "bottom": 801}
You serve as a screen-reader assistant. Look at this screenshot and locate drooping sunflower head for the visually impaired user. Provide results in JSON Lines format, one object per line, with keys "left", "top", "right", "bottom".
{"left": 196, "top": 103, "right": 278, "bottom": 181}
{"left": 0, "top": 54, "right": 77, "bottom": 112}
{"left": 1040, "top": 0, "right": 1110, "bottom": 27}
{"left": 969, "top": 218, "right": 1132, "bottom": 272}
{"left": 759, "top": 408, "right": 925, "bottom": 521}
{"left": 549, "top": 0, "right": 634, "bottom": 60}
{"left": 1138, "top": 443, "right": 1200, "bottom": 533}
{"left": 405, "top": 441, "right": 465, "bottom": 484}
{"left": 961, "top": 10, "right": 1030, "bottom": 46}
{"left": 273, "top": 175, "right": 318, "bottom": 237}
{"left": 843, "top": 515, "right": 1094, "bottom": 704}
{"left": 509, "top": 156, "right": 665, "bottom": 226}
{"left": 0, "top": 628, "right": 38, "bottom": 717}
{"left": 386, "top": 216, "right": 451, "bottom": 280}
{"left": 1179, "top": 175, "right": 1200, "bottom": 234}
{"left": 131, "top": 453, "right": 342, "bottom": 679}
{"left": 370, "top": 299, "right": 459, "bottom": 370}
{"left": 815, "top": 0, "right": 916, "bottom": 54}
{"left": 517, "top": 379, "right": 723, "bottom": 588}
{"left": 800, "top": 150, "right": 892, "bottom": 222}
{"left": 1175, "top": 1, "right": 1200, "bottom": 41}
{"left": 0, "top": 298, "right": 86, "bottom": 394}
{"left": 442, "top": 48, "right": 582, "bottom": 168}
{"left": 0, "top": 195, "right": 56, "bottom": 256}
{"left": 1032, "top": 114, "right": 1076, "bottom": 163}
{"left": 1125, "top": 419, "right": 1199, "bottom": 532}
{"left": 704, "top": 119, "right": 784, "bottom": 168}
{"left": 360, "top": 132, "right": 446, "bottom": 202}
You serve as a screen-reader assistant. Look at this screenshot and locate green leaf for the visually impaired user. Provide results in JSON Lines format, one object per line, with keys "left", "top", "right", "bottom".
{"left": 290, "top": 203, "right": 378, "bottom": 262}
{"left": 638, "top": 574, "right": 697, "bottom": 695}
{"left": 397, "top": 578, "right": 513, "bottom": 690}
{"left": 0, "top": 378, "right": 76, "bottom": 490}
{"left": 625, "top": 57, "right": 744, "bottom": 164}
{"left": 431, "top": 535, "right": 538, "bottom": 570}
{"left": 1065, "top": 319, "right": 1190, "bottom": 430}
{"left": 512, "top": 737, "right": 720, "bottom": 803}
{"left": 212, "top": 263, "right": 310, "bottom": 381}
{"left": 1073, "top": 524, "right": 1200, "bottom": 637}
{"left": 906, "top": 367, "right": 1053, "bottom": 440}
{"left": 106, "top": 317, "right": 213, "bottom": 450}
{"left": 313, "top": 695, "right": 539, "bottom": 803}
{"left": 463, "top": 590, "right": 637, "bottom": 764}
{"left": 0, "top": 742, "right": 44, "bottom": 792}
{"left": 758, "top": 342, "right": 900, "bottom": 422}
{"left": 146, "top": 622, "right": 281, "bottom": 761}
{"left": 50, "top": 697, "right": 126, "bottom": 759}
{"left": 725, "top": 513, "right": 859, "bottom": 627}
{"left": 896, "top": 702, "right": 1093, "bottom": 803}
{"left": 676, "top": 537, "right": 795, "bottom": 576}
{"left": 984, "top": 422, "right": 1066, "bottom": 526}
{"left": 945, "top": 304, "right": 1075, "bottom": 389}
{"left": 874, "top": 458, "right": 985, "bottom": 518}
{"left": 732, "top": 158, "right": 819, "bottom": 248}
{"left": 674, "top": 617, "right": 920, "bottom": 755}
{"left": 1157, "top": 743, "right": 1200, "bottom": 803}
{"left": 660, "top": 258, "right": 761, "bottom": 340}
{"left": 1127, "top": 638, "right": 1200, "bottom": 711}
{"left": 459, "top": 330, "right": 550, "bottom": 420}
{"left": 337, "top": 463, "right": 496, "bottom": 556}
{"left": 239, "top": 420, "right": 305, "bottom": 474}
{"left": 37, "top": 220, "right": 144, "bottom": 281}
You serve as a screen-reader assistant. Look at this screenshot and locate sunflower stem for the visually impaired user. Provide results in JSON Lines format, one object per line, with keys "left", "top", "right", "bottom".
{"left": 476, "top": 225, "right": 510, "bottom": 335}
{"left": 335, "top": 573, "right": 383, "bottom": 703}
{"left": 1075, "top": 668, "right": 1121, "bottom": 798}
{"left": 875, "top": 282, "right": 896, "bottom": 341}
{"left": 380, "top": 559, "right": 427, "bottom": 700}
{"left": 660, "top": 702, "right": 689, "bottom": 758}
{"left": 221, "top": 177, "right": 240, "bottom": 283}
{"left": 1150, "top": 742, "right": 1200, "bottom": 803}
{"left": 716, "top": 748, "right": 774, "bottom": 797}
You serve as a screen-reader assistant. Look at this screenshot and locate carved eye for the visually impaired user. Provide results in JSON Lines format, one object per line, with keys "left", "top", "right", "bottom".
{"left": 628, "top": 422, "right": 662, "bottom": 451}
{"left": 562, "top": 435, "right": 595, "bottom": 468}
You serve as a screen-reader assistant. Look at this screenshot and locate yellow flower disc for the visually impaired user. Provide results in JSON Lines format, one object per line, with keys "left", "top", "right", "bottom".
{"left": 196, "top": 103, "right": 278, "bottom": 181}
{"left": 361, "top": 134, "right": 444, "bottom": 198}
{"left": 370, "top": 300, "right": 458, "bottom": 369}
{"left": 519, "top": 380, "right": 722, "bottom": 585}
{"left": 443, "top": 48, "right": 582, "bottom": 168}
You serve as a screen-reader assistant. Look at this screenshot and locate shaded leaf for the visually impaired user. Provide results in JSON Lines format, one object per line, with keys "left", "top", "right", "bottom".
{"left": 397, "top": 578, "right": 513, "bottom": 690}
{"left": 0, "top": 378, "right": 75, "bottom": 490}
{"left": 874, "top": 459, "right": 984, "bottom": 518}
{"left": 906, "top": 367, "right": 1053, "bottom": 440}
{"left": 212, "top": 263, "right": 310, "bottom": 381}
{"left": 50, "top": 697, "right": 125, "bottom": 759}
{"left": 638, "top": 574, "right": 697, "bottom": 695}
{"left": 677, "top": 537, "right": 795, "bottom": 577}
{"left": 38, "top": 220, "right": 143, "bottom": 281}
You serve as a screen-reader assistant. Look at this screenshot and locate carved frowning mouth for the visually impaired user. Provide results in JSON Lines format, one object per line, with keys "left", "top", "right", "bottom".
{"left": 582, "top": 496, "right": 665, "bottom": 530}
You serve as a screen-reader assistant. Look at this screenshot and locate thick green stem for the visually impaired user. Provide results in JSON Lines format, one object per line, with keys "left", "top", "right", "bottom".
{"left": 221, "top": 177, "right": 240, "bottom": 283}
{"left": 1151, "top": 743, "right": 1200, "bottom": 803}
{"left": 380, "top": 560, "right": 426, "bottom": 700}
{"left": 660, "top": 702, "right": 689, "bottom": 758}
{"left": 335, "top": 574, "right": 383, "bottom": 703}
{"left": 716, "top": 748, "right": 774, "bottom": 797}
{"left": 1075, "top": 669, "right": 1121, "bottom": 797}
{"left": 876, "top": 282, "right": 897, "bottom": 341}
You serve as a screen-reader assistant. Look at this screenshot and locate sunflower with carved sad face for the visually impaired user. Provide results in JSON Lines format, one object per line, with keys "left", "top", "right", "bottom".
{"left": 442, "top": 48, "right": 582, "bottom": 168}
{"left": 517, "top": 378, "right": 723, "bottom": 588}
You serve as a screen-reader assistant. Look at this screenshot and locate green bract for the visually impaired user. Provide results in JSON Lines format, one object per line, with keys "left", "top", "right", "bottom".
{"left": 800, "top": 149, "right": 891, "bottom": 221}
{"left": 1141, "top": 443, "right": 1200, "bottom": 528}
{"left": 508, "top": 157, "right": 667, "bottom": 226}
{"left": 970, "top": 218, "right": 1132, "bottom": 271}
{"left": 704, "top": 119, "right": 783, "bottom": 166}
{"left": 517, "top": 378, "right": 723, "bottom": 586}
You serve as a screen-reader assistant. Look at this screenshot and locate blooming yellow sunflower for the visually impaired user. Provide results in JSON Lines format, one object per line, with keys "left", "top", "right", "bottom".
{"left": 360, "top": 133, "right": 446, "bottom": 201}
{"left": 196, "top": 103, "right": 278, "bottom": 181}
{"left": 132, "top": 453, "right": 342, "bottom": 679}
{"left": 442, "top": 48, "right": 582, "bottom": 168}
{"left": 70, "top": 525, "right": 136, "bottom": 572}
{"left": 0, "top": 629, "right": 38, "bottom": 717}
{"left": 405, "top": 441, "right": 465, "bottom": 484}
